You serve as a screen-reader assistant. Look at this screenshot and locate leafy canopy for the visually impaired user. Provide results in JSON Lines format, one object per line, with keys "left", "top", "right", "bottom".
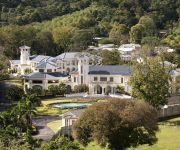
{"left": 130, "top": 57, "right": 171, "bottom": 108}
{"left": 72, "top": 99, "right": 158, "bottom": 150}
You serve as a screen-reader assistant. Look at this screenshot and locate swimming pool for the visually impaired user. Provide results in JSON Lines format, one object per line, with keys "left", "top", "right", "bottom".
{"left": 49, "top": 102, "right": 92, "bottom": 109}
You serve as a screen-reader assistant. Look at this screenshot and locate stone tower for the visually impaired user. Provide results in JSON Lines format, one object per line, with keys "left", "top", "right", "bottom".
{"left": 20, "top": 45, "right": 30, "bottom": 65}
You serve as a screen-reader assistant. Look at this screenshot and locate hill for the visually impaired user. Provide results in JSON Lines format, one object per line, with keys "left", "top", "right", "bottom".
{"left": 0, "top": 0, "right": 179, "bottom": 58}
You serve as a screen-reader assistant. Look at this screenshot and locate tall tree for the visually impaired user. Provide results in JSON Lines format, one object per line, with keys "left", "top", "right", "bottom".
{"left": 109, "top": 24, "right": 129, "bottom": 45}
{"left": 72, "top": 99, "right": 158, "bottom": 150}
{"left": 53, "top": 27, "right": 75, "bottom": 53}
{"left": 130, "top": 24, "right": 145, "bottom": 43}
{"left": 101, "top": 49, "right": 122, "bottom": 65}
{"left": 32, "top": 31, "right": 56, "bottom": 56}
{"left": 71, "top": 29, "right": 94, "bottom": 51}
{"left": 138, "top": 16, "right": 156, "bottom": 36}
{"left": 130, "top": 57, "right": 171, "bottom": 108}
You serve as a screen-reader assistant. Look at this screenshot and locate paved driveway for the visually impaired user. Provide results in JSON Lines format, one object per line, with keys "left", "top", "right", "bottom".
{"left": 32, "top": 115, "right": 61, "bottom": 141}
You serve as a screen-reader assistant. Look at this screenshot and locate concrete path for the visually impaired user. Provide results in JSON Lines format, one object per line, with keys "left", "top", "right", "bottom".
{"left": 32, "top": 115, "right": 61, "bottom": 141}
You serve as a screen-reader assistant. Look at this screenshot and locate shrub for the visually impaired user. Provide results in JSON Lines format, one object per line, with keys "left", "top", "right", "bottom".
{"left": 5, "top": 85, "right": 24, "bottom": 101}
{"left": 40, "top": 136, "right": 82, "bottom": 150}
{"left": 48, "top": 85, "right": 59, "bottom": 96}
{"left": 74, "top": 84, "right": 89, "bottom": 93}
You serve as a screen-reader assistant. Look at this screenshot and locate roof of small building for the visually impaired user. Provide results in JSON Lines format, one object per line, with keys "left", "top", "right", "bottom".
{"left": 89, "top": 65, "right": 132, "bottom": 75}
{"left": 35, "top": 61, "right": 57, "bottom": 69}
{"left": 24, "top": 72, "right": 67, "bottom": 79}
{"left": 63, "top": 109, "right": 85, "bottom": 118}
{"left": 10, "top": 60, "right": 20, "bottom": 65}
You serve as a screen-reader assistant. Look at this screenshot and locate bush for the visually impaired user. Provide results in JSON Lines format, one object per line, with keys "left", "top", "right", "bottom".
{"left": 31, "top": 85, "right": 44, "bottom": 96}
{"left": 48, "top": 83, "right": 67, "bottom": 96}
{"left": 40, "top": 136, "right": 82, "bottom": 150}
{"left": 74, "top": 84, "right": 89, "bottom": 93}
{"left": 5, "top": 85, "right": 24, "bottom": 101}
{"left": 98, "top": 38, "right": 113, "bottom": 44}
{"left": 116, "top": 85, "right": 125, "bottom": 94}
{"left": 48, "top": 85, "right": 59, "bottom": 96}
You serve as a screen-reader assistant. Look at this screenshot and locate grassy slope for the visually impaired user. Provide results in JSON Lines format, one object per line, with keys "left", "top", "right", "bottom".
{"left": 132, "top": 117, "right": 180, "bottom": 150}
{"left": 83, "top": 117, "right": 180, "bottom": 150}
{"left": 47, "top": 120, "right": 62, "bottom": 133}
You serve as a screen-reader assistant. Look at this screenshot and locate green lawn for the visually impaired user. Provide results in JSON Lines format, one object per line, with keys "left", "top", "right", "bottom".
{"left": 84, "top": 117, "right": 180, "bottom": 150}
{"left": 131, "top": 117, "right": 180, "bottom": 150}
{"left": 47, "top": 120, "right": 62, "bottom": 133}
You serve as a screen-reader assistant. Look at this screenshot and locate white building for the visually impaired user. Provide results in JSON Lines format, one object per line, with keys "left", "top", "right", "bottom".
{"left": 87, "top": 65, "right": 132, "bottom": 94}
{"left": 60, "top": 109, "right": 85, "bottom": 136}
{"left": 10, "top": 46, "right": 54, "bottom": 75}
{"left": 118, "top": 44, "right": 141, "bottom": 61}
{"left": 10, "top": 45, "right": 132, "bottom": 95}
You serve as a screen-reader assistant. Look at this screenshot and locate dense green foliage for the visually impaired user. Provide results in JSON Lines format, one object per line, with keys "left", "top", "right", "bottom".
{"left": 0, "top": 0, "right": 179, "bottom": 58}
{"left": 72, "top": 99, "right": 158, "bottom": 150}
{"left": 0, "top": 54, "right": 9, "bottom": 80}
{"left": 0, "top": 94, "right": 39, "bottom": 149}
{"left": 74, "top": 84, "right": 89, "bottom": 93}
{"left": 101, "top": 50, "right": 122, "bottom": 65}
{"left": 164, "top": 23, "right": 180, "bottom": 52}
{"left": 130, "top": 57, "right": 171, "bottom": 108}
{"left": 5, "top": 85, "right": 24, "bottom": 101}
{"left": 48, "top": 83, "right": 67, "bottom": 96}
{"left": 0, "top": 0, "right": 91, "bottom": 25}
{"left": 40, "top": 136, "right": 82, "bottom": 150}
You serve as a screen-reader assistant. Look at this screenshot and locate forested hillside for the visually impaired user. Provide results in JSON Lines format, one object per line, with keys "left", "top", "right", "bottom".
{"left": 0, "top": 0, "right": 179, "bottom": 59}
{"left": 1, "top": 0, "right": 179, "bottom": 27}
{"left": 0, "top": 0, "right": 91, "bottom": 25}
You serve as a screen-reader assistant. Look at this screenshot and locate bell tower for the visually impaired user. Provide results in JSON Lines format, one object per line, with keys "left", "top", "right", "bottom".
{"left": 20, "top": 45, "right": 30, "bottom": 65}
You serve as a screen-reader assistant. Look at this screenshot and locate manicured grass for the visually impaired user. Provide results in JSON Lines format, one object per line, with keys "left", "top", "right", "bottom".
{"left": 41, "top": 98, "right": 76, "bottom": 106}
{"left": 47, "top": 120, "right": 62, "bottom": 133}
{"left": 130, "top": 117, "right": 180, "bottom": 150}
{"left": 37, "top": 98, "right": 95, "bottom": 116}
{"left": 36, "top": 106, "right": 62, "bottom": 116}
{"left": 83, "top": 117, "right": 180, "bottom": 150}
{"left": 85, "top": 142, "right": 108, "bottom": 150}
{"left": 41, "top": 97, "right": 99, "bottom": 106}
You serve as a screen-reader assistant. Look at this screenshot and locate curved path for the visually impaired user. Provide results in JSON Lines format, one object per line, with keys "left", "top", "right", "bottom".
{"left": 32, "top": 115, "right": 61, "bottom": 141}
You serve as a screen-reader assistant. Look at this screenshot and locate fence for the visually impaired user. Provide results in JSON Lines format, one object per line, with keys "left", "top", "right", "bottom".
{"left": 159, "top": 104, "right": 180, "bottom": 118}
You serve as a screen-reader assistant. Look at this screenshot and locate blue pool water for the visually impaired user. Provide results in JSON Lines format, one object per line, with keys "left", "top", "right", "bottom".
{"left": 50, "top": 102, "right": 92, "bottom": 109}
